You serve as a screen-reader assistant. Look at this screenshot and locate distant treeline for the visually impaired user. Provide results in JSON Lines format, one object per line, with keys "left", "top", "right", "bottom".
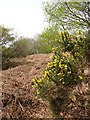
{"left": 0, "top": 26, "right": 59, "bottom": 70}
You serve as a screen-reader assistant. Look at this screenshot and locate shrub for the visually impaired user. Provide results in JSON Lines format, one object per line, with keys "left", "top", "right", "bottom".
{"left": 32, "top": 30, "right": 88, "bottom": 118}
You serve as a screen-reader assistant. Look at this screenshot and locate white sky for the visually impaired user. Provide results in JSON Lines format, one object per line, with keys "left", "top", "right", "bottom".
{"left": 0, "top": 0, "right": 49, "bottom": 38}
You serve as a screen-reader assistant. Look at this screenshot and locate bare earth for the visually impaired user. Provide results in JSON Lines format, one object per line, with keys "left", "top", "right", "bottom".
{"left": 2, "top": 53, "right": 53, "bottom": 119}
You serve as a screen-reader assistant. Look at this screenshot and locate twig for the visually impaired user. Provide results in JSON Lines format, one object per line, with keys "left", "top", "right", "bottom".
{"left": 19, "top": 102, "right": 24, "bottom": 111}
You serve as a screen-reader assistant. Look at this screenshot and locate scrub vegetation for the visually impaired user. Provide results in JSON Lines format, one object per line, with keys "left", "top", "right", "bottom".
{"left": 1, "top": 0, "right": 90, "bottom": 119}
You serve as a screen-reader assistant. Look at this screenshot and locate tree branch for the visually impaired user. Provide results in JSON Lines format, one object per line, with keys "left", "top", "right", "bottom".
{"left": 65, "top": 2, "right": 90, "bottom": 27}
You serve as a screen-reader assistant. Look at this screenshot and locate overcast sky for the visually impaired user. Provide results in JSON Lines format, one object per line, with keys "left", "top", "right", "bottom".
{"left": 0, "top": 0, "right": 49, "bottom": 38}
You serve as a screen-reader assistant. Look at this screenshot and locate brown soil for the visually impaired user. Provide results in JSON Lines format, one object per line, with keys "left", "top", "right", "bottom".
{"left": 2, "top": 53, "right": 53, "bottom": 119}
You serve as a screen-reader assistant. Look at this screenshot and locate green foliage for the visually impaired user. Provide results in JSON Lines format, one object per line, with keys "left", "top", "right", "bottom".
{"left": 2, "top": 37, "right": 37, "bottom": 69}
{"left": 40, "top": 27, "right": 59, "bottom": 48}
{"left": 2, "top": 46, "right": 14, "bottom": 70}
{"left": 32, "top": 31, "right": 88, "bottom": 118}
{"left": 40, "top": 1, "right": 90, "bottom": 59}
{"left": 32, "top": 34, "right": 52, "bottom": 54}
{"left": 10, "top": 37, "right": 30, "bottom": 58}
{"left": 85, "top": 30, "right": 90, "bottom": 62}
{"left": 0, "top": 25, "right": 15, "bottom": 47}
{"left": 43, "top": 1, "right": 90, "bottom": 34}
{"left": 2, "top": 33, "right": 53, "bottom": 70}
{"left": 37, "top": 40, "right": 52, "bottom": 54}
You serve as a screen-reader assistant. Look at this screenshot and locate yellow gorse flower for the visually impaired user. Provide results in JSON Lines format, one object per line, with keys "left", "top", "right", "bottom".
{"left": 57, "top": 72, "right": 62, "bottom": 76}
{"left": 62, "top": 30, "right": 65, "bottom": 34}
{"left": 67, "top": 71, "right": 71, "bottom": 74}
{"left": 59, "top": 32, "right": 62, "bottom": 36}
{"left": 55, "top": 39, "right": 58, "bottom": 42}
{"left": 32, "top": 79, "right": 35, "bottom": 82}
{"left": 37, "top": 89, "right": 40, "bottom": 94}
{"left": 44, "top": 71, "right": 49, "bottom": 77}
{"left": 75, "top": 44, "right": 77, "bottom": 47}
{"left": 73, "top": 34, "right": 76, "bottom": 37}
{"left": 32, "top": 85, "right": 36, "bottom": 88}
{"left": 62, "top": 82, "right": 65, "bottom": 84}
{"left": 65, "top": 65, "right": 67, "bottom": 68}
{"left": 54, "top": 59, "right": 57, "bottom": 63}
{"left": 37, "top": 79, "right": 42, "bottom": 82}
{"left": 59, "top": 63, "right": 63, "bottom": 68}
{"left": 35, "top": 96, "right": 37, "bottom": 99}
{"left": 49, "top": 55, "right": 53, "bottom": 58}
{"left": 79, "top": 76, "right": 83, "bottom": 79}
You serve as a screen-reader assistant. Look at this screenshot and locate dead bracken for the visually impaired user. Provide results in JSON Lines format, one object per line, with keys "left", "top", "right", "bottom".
{"left": 2, "top": 54, "right": 53, "bottom": 119}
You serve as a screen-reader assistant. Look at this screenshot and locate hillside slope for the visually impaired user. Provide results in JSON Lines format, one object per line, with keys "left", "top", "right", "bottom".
{"left": 2, "top": 54, "right": 53, "bottom": 119}
{"left": 2, "top": 53, "right": 89, "bottom": 119}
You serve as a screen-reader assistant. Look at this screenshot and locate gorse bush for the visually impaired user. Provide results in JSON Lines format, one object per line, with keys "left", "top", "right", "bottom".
{"left": 32, "top": 30, "right": 88, "bottom": 118}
